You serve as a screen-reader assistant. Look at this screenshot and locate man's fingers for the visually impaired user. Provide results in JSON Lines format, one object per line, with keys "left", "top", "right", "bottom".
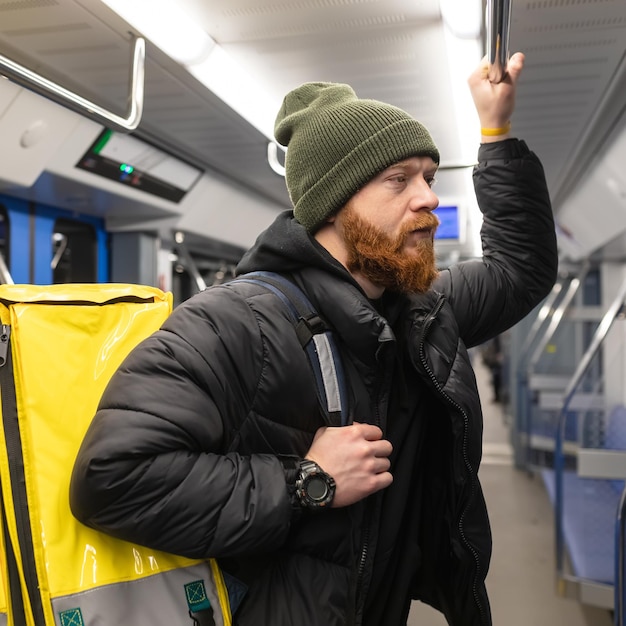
{"left": 509, "top": 51, "right": 525, "bottom": 70}
{"left": 355, "top": 422, "right": 384, "bottom": 441}
{"left": 371, "top": 438, "right": 393, "bottom": 458}
{"left": 307, "top": 422, "right": 394, "bottom": 508}
{"left": 505, "top": 52, "right": 525, "bottom": 82}
{"left": 373, "top": 456, "right": 392, "bottom": 473}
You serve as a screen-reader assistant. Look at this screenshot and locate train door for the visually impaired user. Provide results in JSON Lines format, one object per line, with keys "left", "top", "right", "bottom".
{"left": 0, "top": 193, "right": 108, "bottom": 284}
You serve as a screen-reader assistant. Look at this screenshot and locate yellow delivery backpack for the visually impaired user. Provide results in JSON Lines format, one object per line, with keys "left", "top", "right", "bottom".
{"left": 0, "top": 284, "right": 231, "bottom": 626}
{"left": 0, "top": 524, "right": 8, "bottom": 626}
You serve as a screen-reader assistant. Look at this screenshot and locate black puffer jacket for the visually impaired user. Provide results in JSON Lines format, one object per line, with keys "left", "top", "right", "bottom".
{"left": 70, "top": 139, "right": 557, "bottom": 626}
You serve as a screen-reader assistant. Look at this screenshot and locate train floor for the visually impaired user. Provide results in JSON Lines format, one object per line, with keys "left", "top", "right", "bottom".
{"left": 407, "top": 357, "right": 613, "bottom": 626}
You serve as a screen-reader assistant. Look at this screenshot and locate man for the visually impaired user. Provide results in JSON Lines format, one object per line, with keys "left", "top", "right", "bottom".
{"left": 70, "top": 52, "right": 557, "bottom": 626}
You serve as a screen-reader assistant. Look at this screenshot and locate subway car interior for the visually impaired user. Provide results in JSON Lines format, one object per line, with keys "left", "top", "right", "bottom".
{"left": 1, "top": 0, "right": 626, "bottom": 624}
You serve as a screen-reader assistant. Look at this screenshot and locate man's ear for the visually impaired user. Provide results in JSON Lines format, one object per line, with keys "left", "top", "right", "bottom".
{"left": 328, "top": 204, "right": 348, "bottom": 224}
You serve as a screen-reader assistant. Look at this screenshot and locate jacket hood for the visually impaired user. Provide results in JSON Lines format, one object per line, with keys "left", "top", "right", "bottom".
{"left": 236, "top": 210, "right": 406, "bottom": 365}
{"left": 236, "top": 210, "right": 356, "bottom": 286}
{"left": 236, "top": 209, "right": 434, "bottom": 336}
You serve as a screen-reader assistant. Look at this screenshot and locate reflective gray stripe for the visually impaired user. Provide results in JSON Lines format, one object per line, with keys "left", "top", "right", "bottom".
{"left": 51, "top": 563, "right": 226, "bottom": 626}
{"left": 0, "top": 612, "right": 6, "bottom": 626}
{"left": 313, "top": 333, "right": 341, "bottom": 414}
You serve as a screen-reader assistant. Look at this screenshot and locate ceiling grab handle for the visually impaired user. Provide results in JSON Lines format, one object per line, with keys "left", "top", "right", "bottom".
{"left": 267, "top": 141, "right": 286, "bottom": 177}
{"left": 0, "top": 34, "right": 145, "bottom": 133}
{"left": 486, "top": 0, "right": 512, "bottom": 84}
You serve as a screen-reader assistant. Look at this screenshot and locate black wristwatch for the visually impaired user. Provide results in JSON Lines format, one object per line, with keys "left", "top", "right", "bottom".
{"left": 295, "top": 460, "right": 336, "bottom": 509}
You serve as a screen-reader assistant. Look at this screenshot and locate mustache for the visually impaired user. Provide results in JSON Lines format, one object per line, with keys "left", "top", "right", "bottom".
{"left": 400, "top": 212, "right": 440, "bottom": 237}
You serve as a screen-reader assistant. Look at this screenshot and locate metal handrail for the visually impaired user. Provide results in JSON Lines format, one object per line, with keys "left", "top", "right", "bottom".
{"left": 617, "top": 484, "right": 626, "bottom": 626}
{"left": 514, "top": 279, "right": 566, "bottom": 469}
{"left": 486, "top": 0, "right": 512, "bottom": 83}
{"left": 561, "top": 283, "right": 626, "bottom": 412}
{"left": 519, "top": 280, "right": 565, "bottom": 369}
{"left": 0, "top": 252, "right": 13, "bottom": 285}
{"left": 0, "top": 35, "right": 145, "bottom": 133}
{"left": 554, "top": 274, "right": 626, "bottom": 581}
{"left": 519, "top": 264, "right": 588, "bottom": 470}
{"left": 616, "top": 485, "right": 626, "bottom": 626}
{"left": 173, "top": 231, "right": 207, "bottom": 293}
{"left": 50, "top": 234, "right": 68, "bottom": 271}
{"left": 527, "top": 263, "right": 589, "bottom": 376}
{"left": 267, "top": 142, "right": 286, "bottom": 177}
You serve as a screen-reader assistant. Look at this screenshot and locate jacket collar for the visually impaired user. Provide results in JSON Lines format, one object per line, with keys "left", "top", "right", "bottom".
{"left": 296, "top": 266, "right": 399, "bottom": 368}
{"left": 236, "top": 210, "right": 442, "bottom": 367}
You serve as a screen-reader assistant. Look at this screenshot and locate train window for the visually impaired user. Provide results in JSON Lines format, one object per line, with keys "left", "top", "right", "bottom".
{"left": 52, "top": 219, "right": 97, "bottom": 283}
{"left": 172, "top": 257, "right": 236, "bottom": 306}
{"left": 582, "top": 267, "right": 601, "bottom": 306}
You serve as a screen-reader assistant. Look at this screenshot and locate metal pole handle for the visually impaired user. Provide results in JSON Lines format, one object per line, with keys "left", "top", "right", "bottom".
{"left": 0, "top": 252, "right": 13, "bottom": 285}
{"left": 267, "top": 142, "right": 286, "bottom": 177}
{"left": 486, "top": 0, "right": 512, "bottom": 83}
{"left": 0, "top": 35, "right": 145, "bottom": 133}
{"left": 616, "top": 485, "right": 626, "bottom": 626}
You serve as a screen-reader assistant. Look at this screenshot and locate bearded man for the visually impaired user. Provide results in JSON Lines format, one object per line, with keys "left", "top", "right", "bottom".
{"left": 70, "top": 53, "right": 557, "bottom": 626}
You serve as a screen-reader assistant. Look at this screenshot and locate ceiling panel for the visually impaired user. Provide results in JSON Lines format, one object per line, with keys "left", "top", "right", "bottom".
{"left": 0, "top": 0, "right": 625, "bottom": 221}
{"left": 177, "top": 0, "right": 459, "bottom": 160}
{"left": 0, "top": 0, "right": 291, "bottom": 206}
{"left": 510, "top": 0, "right": 626, "bottom": 197}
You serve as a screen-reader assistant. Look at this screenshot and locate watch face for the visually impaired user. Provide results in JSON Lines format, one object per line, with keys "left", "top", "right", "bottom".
{"left": 297, "top": 461, "right": 335, "bottom": 508}
{"left": 306, "top": 475, "right": 329, "bottom": 501}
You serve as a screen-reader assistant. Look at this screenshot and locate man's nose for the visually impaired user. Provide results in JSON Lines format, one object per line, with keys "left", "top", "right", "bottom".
{"left": 409, "top": 180, "right": 439, "bottom": 212}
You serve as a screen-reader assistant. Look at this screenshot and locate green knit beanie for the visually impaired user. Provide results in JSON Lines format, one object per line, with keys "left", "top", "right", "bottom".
{"left": 274, "top": 82, "right": 440, "bottom": 233}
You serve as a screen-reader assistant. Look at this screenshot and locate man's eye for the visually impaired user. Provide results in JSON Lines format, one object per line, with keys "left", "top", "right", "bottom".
{"left": 426, "top": 177, "right": 437, "bottom": 188}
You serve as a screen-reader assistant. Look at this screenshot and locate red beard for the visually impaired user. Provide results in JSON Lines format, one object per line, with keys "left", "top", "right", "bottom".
{"left": 342, "top": 205, "right": 440, "bottom": 294}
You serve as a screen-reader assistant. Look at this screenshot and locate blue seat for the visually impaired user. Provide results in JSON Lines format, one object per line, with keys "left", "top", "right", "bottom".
{"left": 542, "top": 404, "right": 626, "bottom": 584}
{"left": 542, "top": 469, "right": 621, "bottom": 583}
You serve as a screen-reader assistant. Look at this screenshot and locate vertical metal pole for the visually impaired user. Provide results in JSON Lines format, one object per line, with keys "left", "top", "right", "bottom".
{"left": 486, "top": 0, "right": 512, "bottom": 83}
{"left": 616, "top": 485, "right": 626, "bottom": 626}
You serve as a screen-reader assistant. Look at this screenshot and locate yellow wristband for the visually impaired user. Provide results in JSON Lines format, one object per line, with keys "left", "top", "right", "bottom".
{"left": 481, "top": 121, "right": 511, "bottom": 136}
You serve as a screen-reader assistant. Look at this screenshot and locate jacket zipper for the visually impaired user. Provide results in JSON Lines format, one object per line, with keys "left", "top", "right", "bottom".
{"left": 354, "top": 345, "right": 394, "bottom": 623}
{"left": 356, "top": 520, "right": 370, "bottom": 602}
{"left": 0, "top": 325, "right": 46, "bottom": 626}
{"left": 417, "top": 297, "right": 488, "bottom": 626}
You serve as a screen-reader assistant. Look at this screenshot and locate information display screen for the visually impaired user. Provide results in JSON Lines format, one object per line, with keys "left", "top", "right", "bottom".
{"left": 434, "top": 205, "right": 460, "bottom": 240}
{"left": 76, "top": 129, "right": 202, "bottom": 203}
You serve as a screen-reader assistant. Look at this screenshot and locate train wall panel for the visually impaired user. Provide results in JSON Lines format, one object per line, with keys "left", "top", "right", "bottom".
{"left": 556, "top": 113, "right": 626, "bottom": 262}
{"left": 173, "top": 173, "right": 284, "bottom": 250}
{"left": 0, "top": 79, "right": 81, "bottom": 188}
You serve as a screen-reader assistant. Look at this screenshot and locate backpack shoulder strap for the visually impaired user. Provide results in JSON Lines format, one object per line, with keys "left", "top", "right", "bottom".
{"left": 233, "top": 271, "right": 349, "bottom": 426}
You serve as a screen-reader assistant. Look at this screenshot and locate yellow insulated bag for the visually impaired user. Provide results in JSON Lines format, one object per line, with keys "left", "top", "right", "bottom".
{"left": 0, "top": 526, "right": 8, "bottom": 626}
{"left": 0, "top": 284, "right": 231, "bottom": 626}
